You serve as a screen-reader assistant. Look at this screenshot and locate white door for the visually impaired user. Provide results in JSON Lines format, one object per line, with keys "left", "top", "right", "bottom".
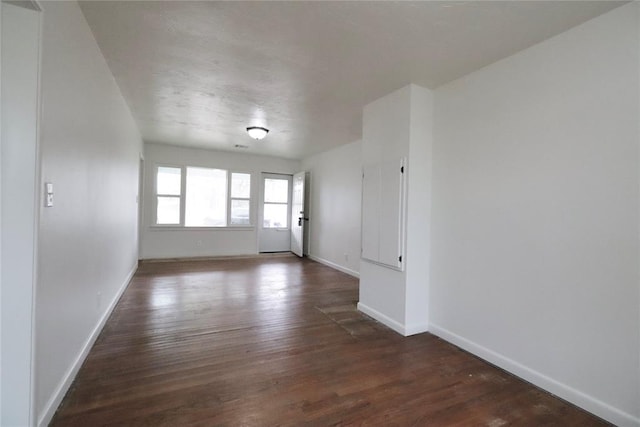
{"left": 290, "top": 172, "right": 306, "bottom": 257}
{"left": 259, "top": 173, "right": 292, "bottom": 252}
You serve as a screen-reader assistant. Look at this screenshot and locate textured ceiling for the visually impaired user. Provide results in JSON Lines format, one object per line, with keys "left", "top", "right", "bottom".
{"left": 79, "top": 1, "right": 625, "bottom": 159}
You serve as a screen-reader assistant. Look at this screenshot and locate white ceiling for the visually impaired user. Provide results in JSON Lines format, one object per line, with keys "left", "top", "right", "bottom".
{"left": 79, "top": 1, "right": 625, "bottom": 160}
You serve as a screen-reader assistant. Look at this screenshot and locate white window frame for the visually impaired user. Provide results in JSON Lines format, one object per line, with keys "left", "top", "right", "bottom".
{"left": 262, "top": 176, "right": 290, "bottom": 229}
{"left": 154, "top": 164, "right": 184, "bottom": 226}
{"left": 228, "top": 171, "right": 252, "bottom": 226}
{"left": 153, "top": 164, "right": 253, "bottom": 229}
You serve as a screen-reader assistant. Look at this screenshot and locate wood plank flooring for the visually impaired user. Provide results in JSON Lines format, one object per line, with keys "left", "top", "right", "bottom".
{"left": 51, "top": 255, "right": 609, "bottom": 426}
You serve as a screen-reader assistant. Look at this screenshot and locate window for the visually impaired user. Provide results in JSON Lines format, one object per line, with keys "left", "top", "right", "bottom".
{"left": 185, "top": 167, "right": 227, "bottom": 227}
{"left": 155, "top": 166, "right": 251, "bottom": 227}
{"left": 156, "top": 166, "right": 181, "bottom": 225}
{"left": 230, "top": 173, "right": 251, "bottom": 225}
{"left": 263, "top": 178, "right": 289, "bottom": 228}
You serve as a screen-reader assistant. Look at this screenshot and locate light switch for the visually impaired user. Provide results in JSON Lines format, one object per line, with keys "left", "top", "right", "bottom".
{"left": 45, "top": 182, "right": 53, "bottom": 207}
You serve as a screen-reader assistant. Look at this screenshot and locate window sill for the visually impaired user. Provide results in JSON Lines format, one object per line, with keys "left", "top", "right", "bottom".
{"left": 149, "top": 225, "right": 255, "bottom": 232}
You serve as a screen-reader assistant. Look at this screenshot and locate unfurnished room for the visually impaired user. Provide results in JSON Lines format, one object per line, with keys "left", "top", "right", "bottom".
{"left": 1, "top": 1, "right": 639, "bottom": 426}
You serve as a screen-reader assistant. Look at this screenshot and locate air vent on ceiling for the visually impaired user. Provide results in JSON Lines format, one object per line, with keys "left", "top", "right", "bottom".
{"left": 234, "top": 144, "right": 249, "bottom": 149}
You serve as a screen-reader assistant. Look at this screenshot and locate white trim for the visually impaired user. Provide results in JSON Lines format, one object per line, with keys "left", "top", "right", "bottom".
{"left": 30, "top": 4, "right": 44, "bottom": 424}
{"left": 357, "top": 302, "right": 405, "bottom": 335}
{"left": 37, "top": 263, "right": 137, "bottom": 427}
{"left": 229, "top": 171, "right": 252, "bottom": 227}
{"left": 153, "top": 165, "right": 256, "bottom": 229}
{"left": 139, "top": 253, "right": 260, "bottom": 262}
{"left": 154, "top": 164, "right": 183, "bottom": 226}
{"left": 137, "top": 154, "right": 144, "bottom": 259}
{"left": 258, "top": 172, "right": 293, "bottom": 252}
{"left": 429, "top": 323, "right": 640, "bottom": 427}
{"left": 403, "top": 321, "right": 428, "bottom": 336}
{"left": 0, "top": 3, "right": 42, "bottom": 424}
{"left": 637, "top": 3, "right": 640, "bottom": 422}
{"left": 149, "top": 225, "right": 255, "bottom": 232}
{"left": 355, "top": 303, "right": 427, "bottom": 337}
{"left": 307, "top": 254, "right": 359, "bottom": 278}
{"left": 0, "top": 0, "right": 3, "bottom": 418}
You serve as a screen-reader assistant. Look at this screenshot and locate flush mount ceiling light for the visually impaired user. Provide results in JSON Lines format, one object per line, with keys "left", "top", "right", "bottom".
{"left": 246, "top": 126, "right": 269, "bottom": 140}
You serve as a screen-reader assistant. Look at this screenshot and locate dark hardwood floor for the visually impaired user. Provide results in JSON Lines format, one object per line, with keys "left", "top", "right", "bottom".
{"left": 51, "top": 255, "right": 608, "bottom": 426}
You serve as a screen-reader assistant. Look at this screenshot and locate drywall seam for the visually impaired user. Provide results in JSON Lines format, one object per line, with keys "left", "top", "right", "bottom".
{"left": 430, "top": 323, "right": 640, "bottom": 427}
{"left": 37, "top": 264, "right": 137, "bottom": 427}
{"left": 308, "top": 254, "right": 360, "bottom": 278}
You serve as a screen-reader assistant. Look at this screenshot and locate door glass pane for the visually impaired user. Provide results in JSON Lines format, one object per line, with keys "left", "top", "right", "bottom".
{"left": 185, "top": 167, "right": 227, "bottom": 227}
{"left": 230, "top": 199, "right": 250, "bottom": 225}
{"left": 263, "top": 203, "right": 288, "bottom": 228}
{"left": 157, "top": 196, "right": 180, "bottom": 224}
{"left": 264, "top": 178, "right": 288, "bottom": 203}
{"left": 231, "top": 173, "right": 251, "bottom": 198}
{"left": 157, "top": 167, "right": 181, "bottom": 195}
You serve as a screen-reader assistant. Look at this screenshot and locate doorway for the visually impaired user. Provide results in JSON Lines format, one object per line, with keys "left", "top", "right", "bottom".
{"left": 137, "top": 156, "right": 144, "bottom": 259}
{"left": 258, "top": 173, "right": 292, "bottom": 253}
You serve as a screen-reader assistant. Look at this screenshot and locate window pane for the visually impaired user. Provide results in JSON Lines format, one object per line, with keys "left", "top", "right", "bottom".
{"left": 263, "top": 203, "right": 288, "bottom": 228}
{"left": 264, "top": 178, "right": 288, "bottom": 203}
{"left": 231, "top": 173, "right": 251, "bottom": 199}
{"left": 157, "top": 167, "right": 181, "bottom": 195}
{"left": 157, "top": 196, "right": 180, "bottom": 224}
{"left": 185, "top": 167, "right": 227, "bottom": 227}
{"left": 231, "top": 199, "right": 250, "bottom": 225}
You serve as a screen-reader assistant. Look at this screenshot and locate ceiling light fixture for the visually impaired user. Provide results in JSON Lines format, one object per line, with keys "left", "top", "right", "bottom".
{"left": 246, "top": 126, "right": 269, "bottom": 140}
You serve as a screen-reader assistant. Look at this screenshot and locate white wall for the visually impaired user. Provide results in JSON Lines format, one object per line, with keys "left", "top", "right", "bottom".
{"left": 17, "top": 3, "right": 638, "bottom": 427}
{"left": 35, "top": 2, "right": 143, "bottom": 425}
{"left": 301, "top": 140, "right": 362, "bottom": 277}
{"left": 141, "top": 143, "right": 300, "bottom": 259}
{"left": 431, "top": 4, "right": 639, "bottom": 426}
{"left": 0, "top": 3, "right": 40, "bottom": 425}
{"left": 404, "top": 86, "right": 433, "bottom": 334}
{"left": 358, "top": 84, "right": 433, "bottom": 336}
{"left": 359, "top": 87, "right": 411, "bottom": 328}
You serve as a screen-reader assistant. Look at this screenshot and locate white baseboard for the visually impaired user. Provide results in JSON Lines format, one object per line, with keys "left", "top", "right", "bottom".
{"left": 356, "top": 303, "right": 428, "bottom": 337}
{"left": 37, "top": 263, "right": 138, "bottom": 427}
{"left": 404, "top": 322, "right": 429, "bottom": 336}
{"left": 429, "top": 323, "right": 640, "bottom": 427}
{"left": 308, "top": 254, "right": 360, "bottom": 278}
{"left": 357, "top": 302, "right": 405, "bottom": 335}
